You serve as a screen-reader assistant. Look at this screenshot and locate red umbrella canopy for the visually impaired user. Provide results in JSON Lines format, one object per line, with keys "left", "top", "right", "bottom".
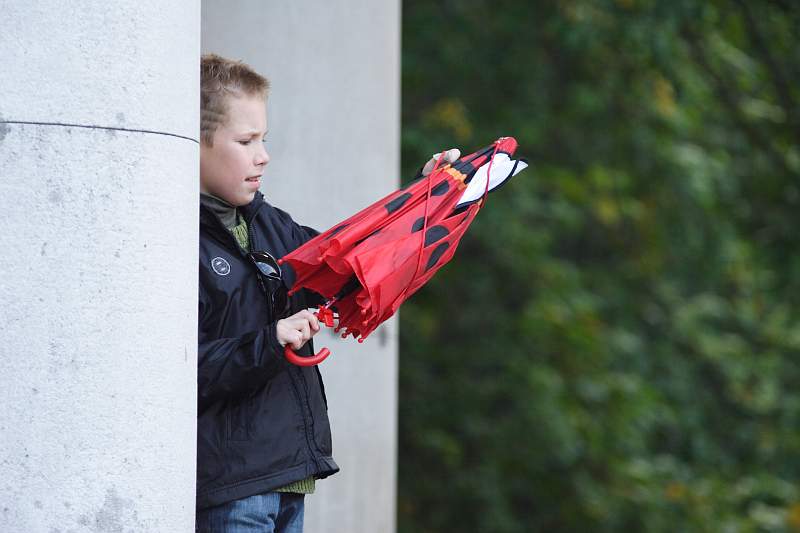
{"left": 279, "top": 136, "right": 526, "bottom": 365}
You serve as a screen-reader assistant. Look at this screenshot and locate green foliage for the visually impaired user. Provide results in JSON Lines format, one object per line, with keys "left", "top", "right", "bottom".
{"left": 399, "top": 1, "right": 800, "bottom": 531}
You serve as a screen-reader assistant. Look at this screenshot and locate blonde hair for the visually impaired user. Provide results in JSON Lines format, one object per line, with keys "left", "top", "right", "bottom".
{"left": 201, "top": 54, "right": 270, "bottom": 146}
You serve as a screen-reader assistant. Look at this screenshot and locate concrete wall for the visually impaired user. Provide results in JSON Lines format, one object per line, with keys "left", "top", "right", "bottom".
{"left": 202, "top": 2, "right": 400, "bottom": 531}
{"left": 0, "top": 1, "right": 200, "bottom": 531}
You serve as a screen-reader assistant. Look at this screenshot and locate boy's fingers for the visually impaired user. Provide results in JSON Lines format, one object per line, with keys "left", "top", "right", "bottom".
{"left": 297, "top": 309, "right": 320, "bottom": 329}
{"left": 293, "top": 310, "right": 320, "bottom": 332}
{"left": 282, "top": 312, "right": 320, "bottom": 350}
{"left": 444, "top": 148, "right": 460, "bottom": 162}
{"left": 423, "top": 148, "right": 461, "bottom": 176}
{"left": 292, "top": 332, "right": 304, "bottom": 350}
{"left": 432, "top": 149, "right": 459, "bottom": 161}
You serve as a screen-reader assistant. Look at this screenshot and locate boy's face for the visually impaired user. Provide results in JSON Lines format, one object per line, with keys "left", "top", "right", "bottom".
{"left": 200, "top": 94, "right": 270, "bottom": 206}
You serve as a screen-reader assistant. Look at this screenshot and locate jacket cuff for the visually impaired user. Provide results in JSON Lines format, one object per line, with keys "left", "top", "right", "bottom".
{"left": 267, "top": 321, "right": 286, "bottom": 363}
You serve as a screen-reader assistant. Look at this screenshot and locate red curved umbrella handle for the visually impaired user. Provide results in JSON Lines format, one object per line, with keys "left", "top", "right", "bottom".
{"left": 284, "top": 345, "right": 332, "bottom": 366}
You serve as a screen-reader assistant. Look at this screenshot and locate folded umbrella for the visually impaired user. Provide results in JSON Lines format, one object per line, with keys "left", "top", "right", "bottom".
{"left": 279, "top": 136, "right": 527, "bottom": 365}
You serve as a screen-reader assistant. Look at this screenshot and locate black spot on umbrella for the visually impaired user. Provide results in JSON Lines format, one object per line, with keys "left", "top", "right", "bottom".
{"left": 325, "top": 223, "right": 349, "bottom": 240}
{"left": 385, "top": 193, "right": 412, "bottom": 214}
{"left": 431, "top": 181, "right": 449, "bottom": 196}
{"left": 335, "top": 276, "right": 362, "bottom": 300}
{"left": 453, "top": 160, "right": 475, "bottom": 176}
{"left": 411, "top": 217, "right": 425, "bottom": 233}
{"left": 425, "top": 242, "right": 450, "bottom": 272}
{"left": 424, "top": 225, "right": 449, "bottom": 246}
{"left": 354, "top": 228, "right": 381, "bottom": 246}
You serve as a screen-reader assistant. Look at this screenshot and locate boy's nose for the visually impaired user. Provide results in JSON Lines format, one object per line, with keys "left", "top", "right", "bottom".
{"left": 255, "top": 145, "right": 270, "bottom": 166}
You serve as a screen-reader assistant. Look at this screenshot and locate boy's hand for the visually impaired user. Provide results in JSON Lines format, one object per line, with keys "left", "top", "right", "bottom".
{"left": 276, "top": 310, "right": 321, "bottom": 350}
{"left": 422, "top": 148, "right": 460, "bottom": 176}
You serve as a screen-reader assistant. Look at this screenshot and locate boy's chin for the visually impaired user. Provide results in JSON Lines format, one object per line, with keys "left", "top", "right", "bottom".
{"left": 234, "top": 194, "right": 256, "bottom": 206}
{"left": 225, "top": 191, "right": 257, "bottom": 207}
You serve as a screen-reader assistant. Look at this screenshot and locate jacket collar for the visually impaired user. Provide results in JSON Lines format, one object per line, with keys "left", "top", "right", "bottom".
{"left": 200, "top": 191, "right": 266, "bottom": 227}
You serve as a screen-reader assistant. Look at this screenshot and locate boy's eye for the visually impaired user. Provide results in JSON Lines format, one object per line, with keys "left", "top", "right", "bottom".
{"left": 238, "top": 140, "right": 251, "bottom": 145}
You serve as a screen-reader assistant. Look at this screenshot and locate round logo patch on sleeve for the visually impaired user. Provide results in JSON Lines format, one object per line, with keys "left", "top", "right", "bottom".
{"left": 211, "top": 257, "right": 231, "bottom": 276}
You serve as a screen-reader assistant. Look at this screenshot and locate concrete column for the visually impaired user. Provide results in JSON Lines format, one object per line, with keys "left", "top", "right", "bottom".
{"left": 202, "top": 2, "right": 400, "bottom": 531}
{"left": 0, "top": 1, "right": 200, "bottom": 531}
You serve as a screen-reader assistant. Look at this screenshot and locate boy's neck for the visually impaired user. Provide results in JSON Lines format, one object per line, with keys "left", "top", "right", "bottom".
{"left": 200, "top": 193, "right": 238, "bottom": 229}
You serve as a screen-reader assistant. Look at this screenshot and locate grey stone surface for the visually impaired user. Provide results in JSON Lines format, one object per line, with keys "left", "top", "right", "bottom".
{"left": 202, "top": 2, "right": 400, "bottom": 531}
{"left": 0, "top": 0, "right": 200, "bottom": 140}
{"left": 0, "top": 1, "right": 199, "bottom": 528}
{"left": 0, "top": 123, "right": 199, "bottom": 531}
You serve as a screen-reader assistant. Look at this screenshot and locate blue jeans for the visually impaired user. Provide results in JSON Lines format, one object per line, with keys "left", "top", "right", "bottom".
{"left": 196, "top": 492, "right": 305, "bottom": 533}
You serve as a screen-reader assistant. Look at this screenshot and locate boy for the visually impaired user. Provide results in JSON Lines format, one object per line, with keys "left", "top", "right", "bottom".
{"left": 196, "top": 54, "right": 335, "bottom": 532}
{"left": 196, "top": 53, "right": 457, "bottom": 532}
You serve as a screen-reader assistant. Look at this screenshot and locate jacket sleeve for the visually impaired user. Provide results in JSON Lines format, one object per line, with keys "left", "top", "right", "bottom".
{"left": 298, "top": 224, "right": 320, "bottom": 242}
{"left": 197, "top": 294, "right": 286, "bottom": 410}
{"left": 276, "top": 209, "right": 327, "bottom": 308}
{"left": 295, "top": 225, "right": 328, "bottom": 307}
{"left": 271, "top": 204, "right": 320, "bottom": 246}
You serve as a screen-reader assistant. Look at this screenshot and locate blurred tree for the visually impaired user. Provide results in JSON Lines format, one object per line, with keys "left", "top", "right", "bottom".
{"left": 399, "top": 1, "right": 800, "bottom": 532}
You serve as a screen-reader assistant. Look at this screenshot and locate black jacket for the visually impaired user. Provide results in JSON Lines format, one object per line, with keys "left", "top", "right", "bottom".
{"left": 197, "top": 191, "right": 338, "bottom": 510}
